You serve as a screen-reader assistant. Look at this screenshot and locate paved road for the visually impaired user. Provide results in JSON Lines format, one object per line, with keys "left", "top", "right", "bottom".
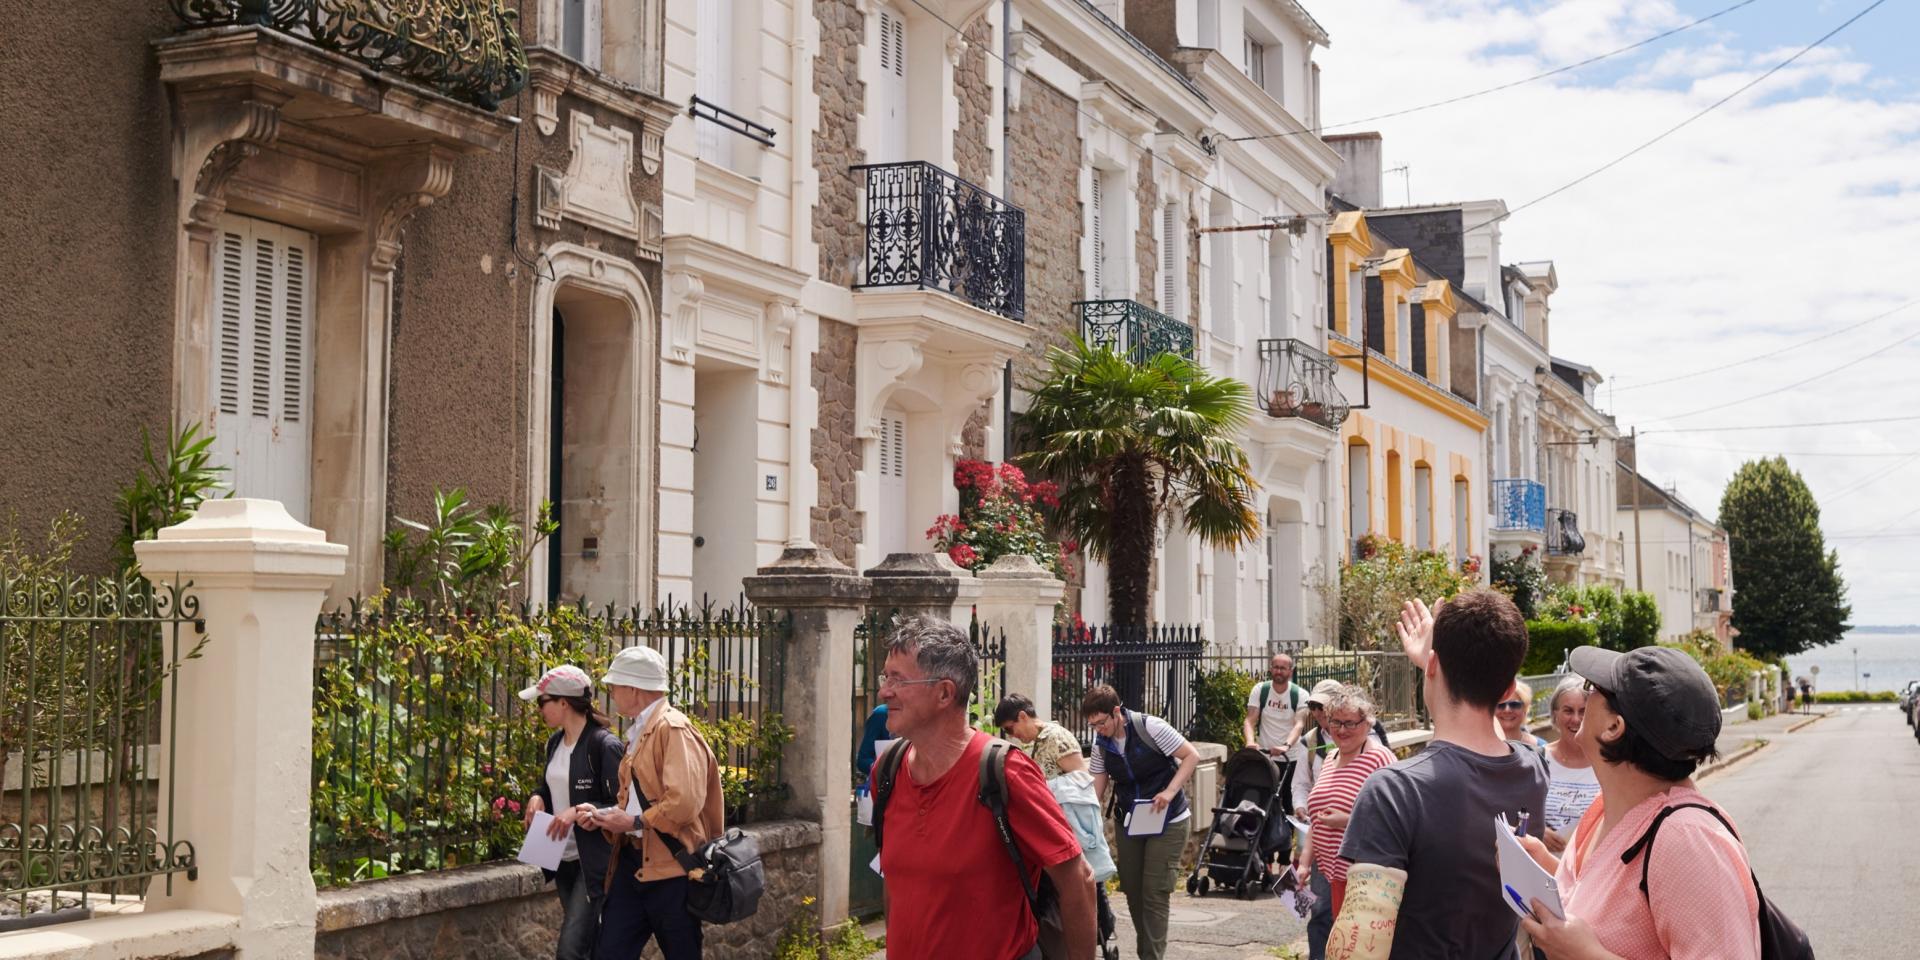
{"left": 1703, "top": 705, "right": 1920, "bottom": 957}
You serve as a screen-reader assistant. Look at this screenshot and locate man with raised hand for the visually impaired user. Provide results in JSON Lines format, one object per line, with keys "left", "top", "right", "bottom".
{"left": 1327, "top": 591, "right": 1548, "bottom": 960}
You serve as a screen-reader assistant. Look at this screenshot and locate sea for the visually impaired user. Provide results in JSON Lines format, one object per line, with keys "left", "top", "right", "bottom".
{"left": 1785, "top": 630, "right": 1920, "bottom": 694}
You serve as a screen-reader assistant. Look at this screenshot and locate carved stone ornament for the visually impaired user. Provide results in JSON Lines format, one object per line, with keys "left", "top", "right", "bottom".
{"left": 185, "top": 99, "right": 283, "bottom": 231}
{"left": 855, "top": 333, "right": 927, "bottom": 439}
{"left": 638, "top": 202, "right": 663, "bottom": 262}
{"left": 370, "top": 148, "right": 457, "bottom": 271}
{"left": 557, "top": 111, "right": 642, "bottom": 240}
{"left": 640, "top": 119, "right": 663, "bottom": 176}
{"left": 665, "top": 270, "right": 704, "bottom": 365}
{"left": 535, "top": 165, "right": 566, "bottom": 230}
{"left": 763, "top": 299, "right": 799, "bottom": 384}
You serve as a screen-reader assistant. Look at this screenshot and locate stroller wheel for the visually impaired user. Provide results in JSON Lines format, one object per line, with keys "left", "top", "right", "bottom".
{"left": 1186, "top": 874, "right": 1198, "bottom": 896}
{"left": 1197, "top": 875, "right": 1212, "bottom": 897}
{"left": 1234, "top": 879, "right": 1250, "bottom": 900}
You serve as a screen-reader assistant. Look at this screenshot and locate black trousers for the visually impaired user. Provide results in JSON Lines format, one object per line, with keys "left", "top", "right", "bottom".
{"left": 593, "top": 848, "right": 703, "bottom": 960}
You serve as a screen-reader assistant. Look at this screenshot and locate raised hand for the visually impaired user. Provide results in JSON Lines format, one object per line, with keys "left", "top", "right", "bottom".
{"left": 1393, "top": 598, "right": 1437, "bottom": 671}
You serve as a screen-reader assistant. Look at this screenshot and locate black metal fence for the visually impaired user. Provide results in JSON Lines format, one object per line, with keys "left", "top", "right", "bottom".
{"left": 854, "top": 161, "right": 1026, "bottom": 321}
{"left": 309, "top": 597, "right": 790, "bottom": 885}
{"left": 850, "top": 607, "right": 1007, "bottom": 774}
{"left": 1077, "top": 299, "right": 1194, "bottom": 364}
{"left": 1051, "top": 623, "right": 1205, "bottom": 750}
{"left": 1, "top": 573, "right": 203, "bottom": 920}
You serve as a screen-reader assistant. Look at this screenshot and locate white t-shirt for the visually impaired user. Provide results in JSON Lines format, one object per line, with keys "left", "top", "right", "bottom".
{"left": 1543, "top": 752, "right": 1601, "bottom": 834}
{"left": 1247, "top": 680, "right": 1307, "bottom": 751}
{"left": 546, "top": 737, "right": 579, "bottom": 861}
{"left": 1089, "top": 713, "right": 1193, "bottom": 824}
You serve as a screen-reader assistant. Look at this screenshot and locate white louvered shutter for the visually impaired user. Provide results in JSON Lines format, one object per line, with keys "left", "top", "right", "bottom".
{"left": 876, "top": 414, "right": 909, "bottom": 555}
{"left": 1090, "top": 172, "right": 1105, "bottom": 297}
{"left": 876, "top": 8, "right": 908, "bottom": 163}
{"left": 210, "top": 215, "right": 315, "bottom": 523}
{"left": 696, "top": 0, "right": 733, "bottom": 167}
{"left": 1159, "top": 203, "right": 1178, "bottom": 315}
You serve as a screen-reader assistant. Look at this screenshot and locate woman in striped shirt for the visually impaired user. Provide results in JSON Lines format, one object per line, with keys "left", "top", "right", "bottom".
{"left": 1296, "top": 684, "right": 1396, "bottom": 919}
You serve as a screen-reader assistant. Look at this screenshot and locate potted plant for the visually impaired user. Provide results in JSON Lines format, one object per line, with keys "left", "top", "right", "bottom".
{"left": 1268, "top": 388, "right": 1297, "bottom": 417}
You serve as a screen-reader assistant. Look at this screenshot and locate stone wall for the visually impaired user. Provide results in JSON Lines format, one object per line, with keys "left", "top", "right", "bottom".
{"left": 810, "top": 319, "right": 862, "bottom": 566}
{"left": 1006, "top": 76, "right": 1085, "bottom": 384}
{"left": 1134, "top": 160, "right": 1160, "bottom": 307}
{"left": 315, "top": 821, "right": 821, "bottom": 960}
{"left": 814, "top": 0, "right": 867, "bottom": 288}
{"left": 954, "top": 18, "right": 994, "bottom": 188}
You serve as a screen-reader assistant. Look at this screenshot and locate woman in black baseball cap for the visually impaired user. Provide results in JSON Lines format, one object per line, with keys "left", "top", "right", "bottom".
{"left": 1516, "top": 645, "right": 1764, "bottom": 960}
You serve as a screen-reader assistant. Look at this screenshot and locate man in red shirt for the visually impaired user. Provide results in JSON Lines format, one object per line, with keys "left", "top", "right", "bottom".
{"left": 876, "top": 616, "right": 1098, "bottom": 960}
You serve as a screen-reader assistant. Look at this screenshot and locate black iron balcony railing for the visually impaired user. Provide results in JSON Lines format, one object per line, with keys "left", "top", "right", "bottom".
{"left": 171, "top": 0, "right": 529, "bottom": 109}
{"left": 1078, "top": 299, "right": 1193, "bottom": 364}
{"left": 1546, "top": 507, "right": 1586, "bottom": 556}
{"left": 1698, "top": 588, "right": 1724, "bottom": 613}
{"left": 1255, "top": 338, "right": 1349, "bottom": 429}
{"left": 853, "top": 161, "right": 1025, "bottom": 322}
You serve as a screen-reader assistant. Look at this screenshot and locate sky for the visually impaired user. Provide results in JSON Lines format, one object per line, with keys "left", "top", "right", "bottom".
{"left": 1309, "top": 0, "right": 1920, "bottom": 626}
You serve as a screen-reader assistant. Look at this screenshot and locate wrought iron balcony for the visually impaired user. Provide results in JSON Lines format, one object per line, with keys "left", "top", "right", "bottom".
{"left": 1547, "top": 507, "right": 1586, "bottom": 556}
{"left": 1698, "top": 588, "right": 1724, "bottom": 613}
{"left": 854, "top": 161, "right": 1026, "bottom": 322}
{"left": 171, "top": 0, "right": 528, "bottom": 109}
{"left": 1491, "top": 479, "right": 1546, "bottom": 532}
{"left": 1078, "top": 299, "right": 1194, "bottom": 365}
{"left": 1255, "top": 338, "right": 1349, "bottom": 429}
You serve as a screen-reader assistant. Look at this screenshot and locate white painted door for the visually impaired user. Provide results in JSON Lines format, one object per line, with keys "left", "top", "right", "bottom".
{"left": 211, "top": 215, "right": 315, "bottom": 522}
{"left": 875, "top": 7, "right": 909, "bottom": 164}
{"left": 875, "top": 413, "right": 909, "bottom": 556}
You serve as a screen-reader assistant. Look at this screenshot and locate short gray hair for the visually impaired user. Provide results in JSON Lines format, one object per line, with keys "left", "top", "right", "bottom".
{"left": 1549, "top": 676, "right": 1586, "bottom": 714}
{"left": 1321, "top": 683, "right": 1375, "bottom": 722}
{"left": 886, "top": 615, "right": 976, "bottom": 709}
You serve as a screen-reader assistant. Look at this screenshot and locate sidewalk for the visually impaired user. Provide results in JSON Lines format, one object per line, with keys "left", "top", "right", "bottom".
{"left": 1698, "top": 706, "right": 1830, "bottom": 778}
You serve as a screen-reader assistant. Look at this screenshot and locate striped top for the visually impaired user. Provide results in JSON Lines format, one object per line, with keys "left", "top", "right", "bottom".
{"left": 1306, "top": 741, "right": 1395, "bottom": 884}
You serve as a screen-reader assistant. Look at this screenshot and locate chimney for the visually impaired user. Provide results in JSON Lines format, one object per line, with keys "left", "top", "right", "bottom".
{"left": 1325, "top": 132, "right": 1383, "bottom": 208}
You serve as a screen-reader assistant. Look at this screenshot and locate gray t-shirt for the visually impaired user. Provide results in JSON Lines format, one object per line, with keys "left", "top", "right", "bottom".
{"left": 1338, "top": 740, "right": 1550, "bottom": 960}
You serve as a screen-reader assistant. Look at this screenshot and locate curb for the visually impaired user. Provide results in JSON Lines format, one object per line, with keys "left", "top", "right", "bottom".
{"left": 1696, "top": 739, "right": 1767, "bottom": 781}
{"left": 1784, "top": 712, "right": 1828, "bottom": 734}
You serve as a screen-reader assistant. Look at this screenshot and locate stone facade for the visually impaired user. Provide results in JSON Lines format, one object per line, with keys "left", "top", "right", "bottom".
{"left": 960, "top": 404, "right": 991, "bottom": 462}
{"left": 813, "top": 0, "right": 866, "bottom": 288}
{"left": 1188, "top": 207, "right": 1202, "bottom": 325}
{"left": 954, "top": 18, "right": 994, "bottom": 189}
{"left": 315, "top": 822, "right": 821, "bottom": 960}
{"left": 1007, "top": 76, "right": 1086, "bottom": 383}
{"left": 1134, "top": 160, "right": 1159, "bottom": 306}
{"left": 810, "top": 318, "right": 862, "bottom": 566}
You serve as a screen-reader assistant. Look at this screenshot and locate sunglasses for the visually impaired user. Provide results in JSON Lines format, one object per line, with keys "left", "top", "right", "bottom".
{"left": 1495, "top": 700, "right": 1526, "bottom": 711}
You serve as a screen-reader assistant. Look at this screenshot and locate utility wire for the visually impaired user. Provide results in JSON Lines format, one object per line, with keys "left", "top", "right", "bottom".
{"left": 1821, "top": 452, "right": 1920, "bottom": 501}
{"left": 1461, "top": 0, "right": 1890, "bottom": 235}
{"left": 1661, "top": 323, "right": 1920, "bottom": 420}
{"left": 1639, "top": 413, "right": 1920, "bottom": 434}
{"left": 1637, "top": 443, "right": 1920, "bottom": 458}
{"left": 1230, "top": 0, "right": 1764, "bottom": 144}
{"left": 1612, "top": 299, "right": 1920, "bottom": 393}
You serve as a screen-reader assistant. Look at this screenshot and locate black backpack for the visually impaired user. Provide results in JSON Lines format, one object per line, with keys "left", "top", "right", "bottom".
{"left": 872, "top": 739, "right": 1069, "bottom": 956}
{"left": 1622, "top": 803, "right": 1812, "bottom": 960}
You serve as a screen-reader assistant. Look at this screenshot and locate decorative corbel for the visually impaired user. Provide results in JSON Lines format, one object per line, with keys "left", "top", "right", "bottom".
{"left": 368, "top": 147, "right": 456, "bottom": 271}
{"left": 854, "top": 331, "right": 927, "bottom": 439}
{"left": 180, "top": 96, "right": 284, "bottom": 233}
{"left": 529, "top": 61, "right": 568, "bottom": 137}
{"left": 943, "top": 358, "right": 1004, "bottom": 457}
{"left": 764, "top": 298, "right": 799, "bottom": 384}
{"left": 665, "top": 270, "right": 704, "bottom": 365}
{"left": 945, "top": 29, "right": 968, "bottom": 68}
{"left": 1007, "top": 31, "right": 1043, "bottom": 106}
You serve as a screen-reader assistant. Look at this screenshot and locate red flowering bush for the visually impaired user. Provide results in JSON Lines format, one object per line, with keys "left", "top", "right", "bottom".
{"left": 926, "top": 460, "right": 1071, "bottom": 580}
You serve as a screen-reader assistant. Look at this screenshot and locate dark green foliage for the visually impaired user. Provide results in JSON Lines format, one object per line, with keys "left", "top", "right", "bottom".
{"left": 1536, "top": 584, "right": 1661, "bottom": 651}
{"left": 1522, "top": 619, "right": 1598, "bottom": 675}
{"left": 1717, "top": 458, "right": 1851, "bottom": 658}
{"left": 1490, "top": 547, "right": 1548, "bottom": 619}
{"left": 113, "top": 423, "right": 226, "bottom": 573}
{"left": 1189, "top": 662, "right": 1258, "bottom": 746}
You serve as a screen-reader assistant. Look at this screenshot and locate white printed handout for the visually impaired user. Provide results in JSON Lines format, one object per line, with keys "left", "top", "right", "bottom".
{"left": 1493, "top": 815, "right": 1564, "bottom": 921}
{"left": 1126, "top": 799, "right": 1169, "bottom": 837}
{"left": 516, "top": 811, "right": 567, "bottom": 871}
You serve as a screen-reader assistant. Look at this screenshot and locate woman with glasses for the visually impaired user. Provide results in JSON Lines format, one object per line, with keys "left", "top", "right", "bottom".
{"left": 1498, "top": 678, "right": 1549, "bottom": 747}
{"left": 519, "top": 665, "right": 626, "bottom": 960}
{"left": 1295, "top": 684, "right": 1395, "bottom": 929}
{"left": 1542, "top": 677, "right": 1600, "bottom": 855}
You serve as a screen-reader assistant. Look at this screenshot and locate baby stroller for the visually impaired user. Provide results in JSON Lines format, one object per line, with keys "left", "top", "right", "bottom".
{"left": 1186, "top": 747, "right": 1293, "bottom": 900}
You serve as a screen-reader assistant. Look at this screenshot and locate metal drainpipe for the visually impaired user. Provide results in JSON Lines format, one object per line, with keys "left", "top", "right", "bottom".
{"left": 1000, "top": 0, "right": 1014, "bottom": 462}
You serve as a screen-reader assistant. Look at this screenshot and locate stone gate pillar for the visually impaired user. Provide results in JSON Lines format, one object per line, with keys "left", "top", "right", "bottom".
{"left": 974, "top": 554, "right": 1065, "bottom": 722}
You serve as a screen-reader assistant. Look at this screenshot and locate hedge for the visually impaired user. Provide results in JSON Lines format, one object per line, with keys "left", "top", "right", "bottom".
{"left": 1812, "top": 690, "right": 1900, "bottom": 703}
{"left": 1523, "top": 620, "right": 1597, "bottom": 675}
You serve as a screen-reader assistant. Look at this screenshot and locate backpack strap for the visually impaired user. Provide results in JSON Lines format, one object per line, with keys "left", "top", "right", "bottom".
{"left": 868, "top": 737, "right": 910, "bottom": 851}
{"left": 1622, "top": 802, "right": 1745, "bottom": 897}
{"left": 1127, "top": 709, "right": 1166, "bottom": 758}
{"left": 1290, "top": 683, "right": 1302, "bottom": 711}
{"left": 978, "top": 740, "right": 1042, "bottom": 916}
{"left": 1256, "top": 681, "right": 1271, "bottom": 712}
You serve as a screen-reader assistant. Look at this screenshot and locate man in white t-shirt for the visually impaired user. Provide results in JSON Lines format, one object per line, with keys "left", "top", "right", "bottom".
{"left": 1243, "top": 654, "right": 1310, "bottom": 764}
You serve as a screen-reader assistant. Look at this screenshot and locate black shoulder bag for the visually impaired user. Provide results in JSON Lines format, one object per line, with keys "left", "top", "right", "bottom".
{"left": 1621, "top": 802, "right": 1812, "bottom": 960}
{"left": 631, "top": 785, "right": 765, "bottom": 925}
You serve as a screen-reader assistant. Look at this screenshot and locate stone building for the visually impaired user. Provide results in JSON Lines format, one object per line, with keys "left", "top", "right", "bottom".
{"left": 0, "top": 1, "right": 674, "bottom": 605}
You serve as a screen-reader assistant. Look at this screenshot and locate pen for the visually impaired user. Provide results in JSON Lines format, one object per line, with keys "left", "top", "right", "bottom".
{"left": 1515, "top": 809, "right": 1531, "bottom": 837}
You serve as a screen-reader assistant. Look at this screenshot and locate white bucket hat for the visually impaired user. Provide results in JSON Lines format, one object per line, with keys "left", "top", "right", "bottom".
{"left": 602, "top": 645, "right": 670, "bottom": 692}
{"left": 518, "top": 664, "right": 593, "bottom": 702}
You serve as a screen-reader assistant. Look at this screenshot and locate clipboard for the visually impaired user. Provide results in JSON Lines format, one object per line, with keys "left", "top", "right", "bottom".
{"left": 1126, "top": 799, "right": 1169, "bottom": 837}
{"left": 1494, "top": 815, "right": 1564, "bottom": 920}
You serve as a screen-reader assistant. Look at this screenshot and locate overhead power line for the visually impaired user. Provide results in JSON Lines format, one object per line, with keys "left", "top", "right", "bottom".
{"left": 1612, "top": 298, "right": 1920, "bottom": 393}
{"left": 1637, "top": 443, "right": 1920, "bottom": 457}
{"left": 1230, "top": 0, "right": 1764, "bottom": 144}
{"left": 1639, "top": 413, "right": 1920, "bottom": 434}
{"left": 1462, "top": 0, "right": 1890, "bottom": 235}
{"left": 1662, "top": 323, "right": 1920, "bottom": 420}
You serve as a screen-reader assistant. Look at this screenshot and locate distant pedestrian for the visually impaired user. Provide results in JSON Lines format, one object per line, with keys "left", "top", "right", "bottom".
{"left": 581, "top": 646, "right": 722, "bottom": 960}
{"left": 856, "top": 704, "right": 891, "bottom": 780}
{"left": 1517, "top": 646, "right": 1777, "bottom": 960}
{"left": 871, "top": 618, "right": 1097, "bottom": 960}
{"left": 994, "top": 694, "right": 1087, "bottom": 780}
{"left": 1498, "top": 678, "right": 1548, "bottom": 748}
{"left": 1085, "top": 683, "right": 1200, "bottom": 960}
{"left": 1328, "top": 590, "right": 1549, "bottom": 960}
{"left": 1541, "top": 677, "right": 1599, "bottom": 855}
{"left": 1293, "top": 685, "right": 1394, "bottom": 939}
{"left": 1244, "top": 653, "right": 1311, "bottom": 764}
{"left": 522, "top": 665, "right": 625, "bottom": 960}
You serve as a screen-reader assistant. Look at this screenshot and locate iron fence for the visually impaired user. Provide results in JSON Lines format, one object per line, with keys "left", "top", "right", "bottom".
{"left": 1256, "top": 338, "right": 1350, "bottom": 428}
{"left": 170, "top": 0, "right": 529, "bottom": 109}
{"left": 1521, "top": 672, "right": 1573, "bottom": 724}
{"left": 1051, "top": 623, "right": 1205, "bottom": 750}
{"left": 1, "top": 573, "right": 203, "bottom": 921}
{"left": 309, "top": 597, "right": 789, "bottom": 885}
{"left": 1077, "top": 299, "right": 1194, "bottom": 364}
{"left": 1491, "top": 479, "right": 1546, "bottom": 532}
{"left": 853, "top": 161, "right": 1026, "bottom": 321}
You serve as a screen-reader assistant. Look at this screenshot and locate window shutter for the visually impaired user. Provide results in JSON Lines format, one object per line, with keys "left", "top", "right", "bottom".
{"left": 1090, "top": 172, "right": 1105, "bottom": 296}
{"left": 210, "top": 215, "right": 315, "bottom": 522}
{"left": 250, "top": 236, "right": 275, "bottom": 418}
{"left": 874, "top": 8, "right": 908, "bottom": 163}
{"left": 216, "top": 230, "right": 244, "bottom": 415}
{"left": 283, "top": 244, "right": 307, "bottom": 423}
{"left": 1160, "top": 204, "right": 1177, "bottom": 315}
{"left": 696, "top": 0, "right": 733, "bottom": 165}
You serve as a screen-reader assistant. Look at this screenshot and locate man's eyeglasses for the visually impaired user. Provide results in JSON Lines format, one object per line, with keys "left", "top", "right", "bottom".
{"left": 1325, "top": 717, "right": 1367, "bottom": 732}
{"left": 1495, "top": 700, "right": 1526, "bottom": 711}
{"left": 878, "top": 674, "right": 946, "bottom": 691}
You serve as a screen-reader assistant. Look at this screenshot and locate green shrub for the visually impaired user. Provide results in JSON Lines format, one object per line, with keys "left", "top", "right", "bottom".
{"left": 1316, "top": 537, "right": 1475, "bottom": 650}
{"left": 1523, "top": 620, "right": 1597, "bottom": 675}
{"left": 1190, "top": 661, "right": 1258, "bottom": 746}
{"left": 1536, "top": 585, "right": 1661, "bottom": 651}
{"left": 774, "top": 901, "right": 882, "bottom": 960}
{"left": 1812, "top": 690, "right": 1900, "bottom": 703}
{"left": 1490, "top": 547, "right": 1548, "bottom": 619}
{"left": 113, "top": 423, "right": 226, "bottom": 574}
{"left": 1746, "top": 701, "right": 1764, "bottom": 721}
{"left": 1661, "top": 638, "right": 1767, "bottom": 706}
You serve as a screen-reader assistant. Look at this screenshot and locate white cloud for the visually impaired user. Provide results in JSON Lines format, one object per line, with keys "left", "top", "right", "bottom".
{"left": 1314, "top": 0, "right": 1920, "bottom": 623}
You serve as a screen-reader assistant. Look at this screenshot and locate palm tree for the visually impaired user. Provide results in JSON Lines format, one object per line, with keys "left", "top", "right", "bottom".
{"left": 1018, "top": 340, "right": 1261, "bottom": 628}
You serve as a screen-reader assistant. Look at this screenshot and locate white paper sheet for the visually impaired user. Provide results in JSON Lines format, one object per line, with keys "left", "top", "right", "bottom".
{"left": 516, "top": 812, "right": 567, "bottom": 871}
{"left": 856, "top": 787, "right": 874, "bottom": 826}
{"left": 1126, "top": 799, "right": 1169, "bottom": 837}
{"left": 1494, "top": 815, "right": 1564, "bottom": 920}
{"left": 874, "top": 738, "right": 899, "bottom": 759}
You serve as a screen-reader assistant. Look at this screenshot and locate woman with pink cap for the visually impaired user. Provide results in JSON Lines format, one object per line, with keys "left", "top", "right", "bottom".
{"left": 521, "top": 664, "right": 625, "bottom": 959}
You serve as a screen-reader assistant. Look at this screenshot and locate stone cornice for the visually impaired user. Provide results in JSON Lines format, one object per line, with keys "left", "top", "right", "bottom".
{"left": 525, "top": 45, "right": 677, "bottom": 176}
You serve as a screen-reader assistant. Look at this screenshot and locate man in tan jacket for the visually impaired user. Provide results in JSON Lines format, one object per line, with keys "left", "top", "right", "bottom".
{"left": 576, "top": 645, "right": 722, "bottom": 960}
